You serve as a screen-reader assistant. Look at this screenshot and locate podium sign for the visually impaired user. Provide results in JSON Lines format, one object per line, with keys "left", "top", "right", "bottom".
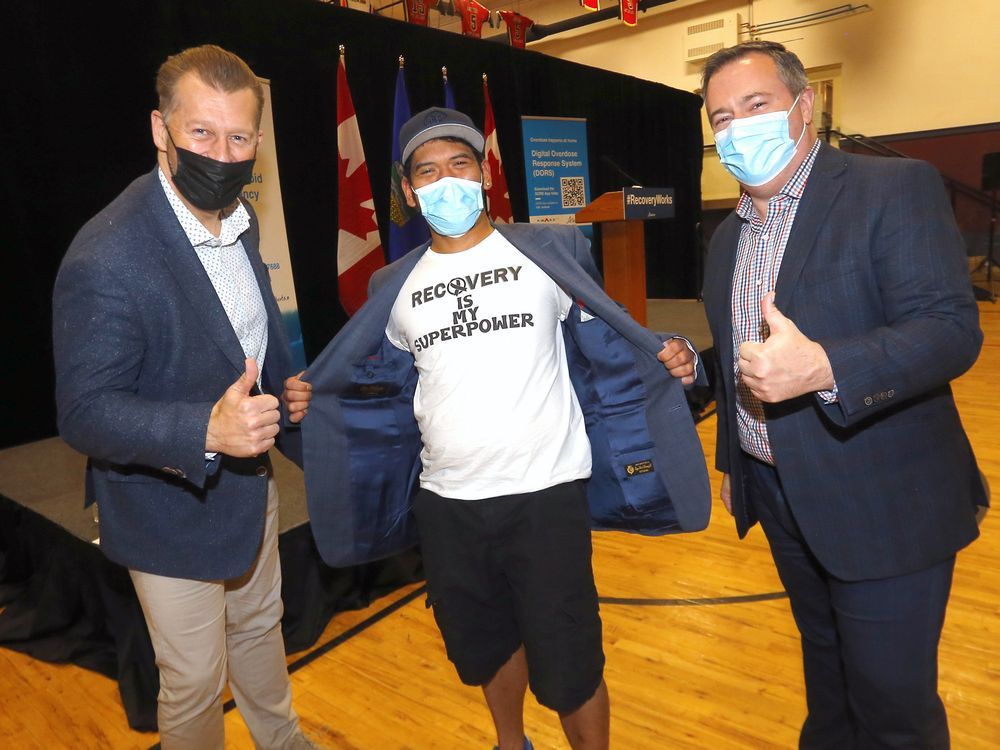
{"left": 623, "top": 187, "right": 675, "bottom": 220}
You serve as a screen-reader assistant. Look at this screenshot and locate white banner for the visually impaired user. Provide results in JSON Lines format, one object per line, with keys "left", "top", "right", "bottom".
{"left": 246, "top": 79, "right": 306, "bottom": 370}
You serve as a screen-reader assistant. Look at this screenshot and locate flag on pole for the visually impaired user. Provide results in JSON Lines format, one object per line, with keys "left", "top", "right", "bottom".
{"left": 442, "top": 66, "right": 456, "bottom": 109}
{"left": 336, "top": 46, "right": 384, "bottom": 316}
{"left": 389, "top": 57, "right": 429, "bottom": 262}
{"left": 619, "top": 0, "right": 637, "bottom": 26}
{"left": 499, "top": 11, "right": 534, "bottom": 48}
{"left": 482, "top": 74, "right": 513, "bottom": 224}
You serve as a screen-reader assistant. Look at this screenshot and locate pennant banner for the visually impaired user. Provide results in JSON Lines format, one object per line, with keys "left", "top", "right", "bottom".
{"left": 483, "top": 77, "right": 513, "bottom": 223}
{"left": 499, "top": 11, "right": 534, "bottom": 49}
{"left": 388, "top": 60, "right": 429, "bottom": 262}
{"left": 403, "top": 0, "right": 435, "bottom": 25}
{"left": 620, "top": 0, "right": 637, "bottom": 26}
{"left": 336, "top": 51, "right": 384, "bottom": 316}
{"left": 455, "top": 0, "right": 490, "bottom": 37}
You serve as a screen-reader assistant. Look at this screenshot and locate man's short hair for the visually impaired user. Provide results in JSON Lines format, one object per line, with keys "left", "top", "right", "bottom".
{"left": 403, "top": 136, "right": 485, "bottom": 180}
{"left": 701, "top": 41, "right": 808, "bottom": 101}
{"left": 156, "top": 44, "right": 264, "bottom": 127}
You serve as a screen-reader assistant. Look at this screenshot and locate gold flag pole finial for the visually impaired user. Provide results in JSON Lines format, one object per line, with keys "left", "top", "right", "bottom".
{"left": 482, "top": 72, "right": 488, "bottom": 84}
{"left": 399, "top": 55, "right": 405, "bottom": 68}
{"left": 442, "top": 66, "right": 448, "bottom": 82}
{"left": 339, "top": 44, "right": 346, "bottom": 57}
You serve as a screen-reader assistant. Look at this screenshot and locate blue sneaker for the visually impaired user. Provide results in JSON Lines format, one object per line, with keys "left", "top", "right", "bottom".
{"left": 492, "top": 738, "right": 534, "bottom": 750}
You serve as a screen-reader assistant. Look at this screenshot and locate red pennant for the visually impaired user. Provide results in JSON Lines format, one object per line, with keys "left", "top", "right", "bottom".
{"left": 619, "top": 0, "right": 637, "bottom": 26}
{"left": 455, "top": 0, "right": 491, "bottom": 38}
{"left": 403, "top": 0, "right": 437, "bottom": 26}
{"left": 499, "top": 10, "right": 534, "bottom": 49}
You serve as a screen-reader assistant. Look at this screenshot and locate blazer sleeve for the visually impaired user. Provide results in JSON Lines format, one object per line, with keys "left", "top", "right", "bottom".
{"left": 818, "top": 159, "right": 982, "bottom": 427}
{"left": 53, "top": 237, "right": 214, "bottom": 487}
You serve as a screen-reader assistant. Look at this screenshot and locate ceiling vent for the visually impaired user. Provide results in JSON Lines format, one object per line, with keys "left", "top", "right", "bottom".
{"left": 684, "top": 13, "right": 740, "bottom": 63}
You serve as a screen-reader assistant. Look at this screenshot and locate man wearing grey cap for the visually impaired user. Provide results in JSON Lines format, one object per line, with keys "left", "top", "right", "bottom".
{"left": 296, "top": 107, "right": 711, "bottom": 750}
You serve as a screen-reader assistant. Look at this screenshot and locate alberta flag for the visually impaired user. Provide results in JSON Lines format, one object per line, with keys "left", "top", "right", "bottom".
{"left": 388, "top": 61, "right": 429, "bottom": 261}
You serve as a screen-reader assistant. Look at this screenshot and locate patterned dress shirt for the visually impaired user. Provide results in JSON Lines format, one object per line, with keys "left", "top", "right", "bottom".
{"left": 730, "top": 140, "right": 824, "bottom": 464}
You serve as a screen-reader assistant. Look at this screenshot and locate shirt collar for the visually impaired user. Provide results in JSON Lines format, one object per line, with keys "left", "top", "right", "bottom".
{"left": 736, "top": 139, "right": 822, "bottom": 222}
{"left": 157, "top": 167, "right": 250, "bottom": 248}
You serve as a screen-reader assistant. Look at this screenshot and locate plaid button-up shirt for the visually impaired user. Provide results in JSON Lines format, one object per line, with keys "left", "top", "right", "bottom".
{"left": 730, "top": 140, "right": 821, "bottom": 464}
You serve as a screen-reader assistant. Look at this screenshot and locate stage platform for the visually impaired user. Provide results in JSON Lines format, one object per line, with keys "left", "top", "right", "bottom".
{"left": 0, "top": 298, "right": 713, "bottom": 732}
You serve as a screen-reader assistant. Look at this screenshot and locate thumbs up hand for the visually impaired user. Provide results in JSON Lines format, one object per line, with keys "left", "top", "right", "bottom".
{"left": 206, "top": 358, "right": 281, "bottom": 456}
{"left": 738, "top": 293, "right": 835, "bottom": 403}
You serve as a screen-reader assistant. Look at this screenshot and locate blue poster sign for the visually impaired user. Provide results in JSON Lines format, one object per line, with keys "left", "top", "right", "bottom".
{"left": 520, "top": 116, "right": 591, "bottom": 225}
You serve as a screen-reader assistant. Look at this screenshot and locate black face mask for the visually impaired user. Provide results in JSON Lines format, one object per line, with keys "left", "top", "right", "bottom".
{"left": 167, "top": 133, "right": 255, "bottom": 211}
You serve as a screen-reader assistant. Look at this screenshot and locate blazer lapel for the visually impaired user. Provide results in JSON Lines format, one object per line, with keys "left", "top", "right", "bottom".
{"left": 142, "top": 171, "right": 248, "bottom": 377}
{"left": 710, "top": 215, "right": 742, "bottom": 379}
{"left": 497, "top": 223, "right": 665, "bottom": 356}
{"left": 773, "top": 142, "right": 847, "bottom": 309}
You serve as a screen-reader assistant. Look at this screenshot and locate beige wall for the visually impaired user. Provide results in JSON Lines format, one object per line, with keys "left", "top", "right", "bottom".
{"left": 518, "top": 0, "right": 1000, "bottom": 202}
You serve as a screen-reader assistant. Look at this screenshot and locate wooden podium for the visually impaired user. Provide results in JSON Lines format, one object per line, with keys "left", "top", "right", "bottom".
{"left": 576, "top": 191, "right": 647, "bottom": 325}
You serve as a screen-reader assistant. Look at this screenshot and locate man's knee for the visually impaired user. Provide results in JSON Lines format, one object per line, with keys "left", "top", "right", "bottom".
{"left": 157, "top": 656, "right": 228, "bottom": 721}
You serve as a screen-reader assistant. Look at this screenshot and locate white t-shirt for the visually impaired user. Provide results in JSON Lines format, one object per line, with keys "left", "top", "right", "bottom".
{"left": 386, "top": 230, "right": 592, "bottom": 500}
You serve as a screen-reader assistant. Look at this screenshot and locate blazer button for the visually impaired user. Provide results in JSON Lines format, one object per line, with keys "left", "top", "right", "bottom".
{"left": 256, "top": 465, "right": 268, "bottom": 477}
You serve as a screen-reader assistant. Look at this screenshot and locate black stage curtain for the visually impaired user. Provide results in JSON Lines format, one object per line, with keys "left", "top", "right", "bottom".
{"left": 0, "top": 493, "right": 422, "bottom": 730}
{"left": 1, "top": 0, "right": 703, "bottom": 449}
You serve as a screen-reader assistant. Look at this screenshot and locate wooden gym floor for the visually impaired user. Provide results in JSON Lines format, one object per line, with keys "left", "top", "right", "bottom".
{"left": 1, "top": 302, "right": 997, "bottom": 749}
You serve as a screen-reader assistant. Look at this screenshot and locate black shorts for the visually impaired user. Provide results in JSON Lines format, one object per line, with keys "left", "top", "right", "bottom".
{"left": 412, "top": 480, "right": 605, "bottom": 714}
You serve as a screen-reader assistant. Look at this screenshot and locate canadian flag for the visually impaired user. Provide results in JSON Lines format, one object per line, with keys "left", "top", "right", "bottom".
{"left": 336, "top": 51, "right": 384, "bottom": 316}
{"left": 483, "top": 76, "right": 513, "bottom": 223}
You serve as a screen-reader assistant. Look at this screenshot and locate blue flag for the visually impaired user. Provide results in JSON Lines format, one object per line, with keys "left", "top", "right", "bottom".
{"left": 388, "top": 64, "right": 429, "bottom": 261}
{"left": 443, "top": 67, "right": 456, "bottom": 109}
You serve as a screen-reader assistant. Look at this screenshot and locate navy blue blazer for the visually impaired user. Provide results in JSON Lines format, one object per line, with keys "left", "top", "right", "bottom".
{"left": 703, "top": 142, "right": 984, "bottom": 581}
{"left": 302, "top": 223, "right": 711, "bottom": 568}
{"left": 53, "top": 169, "right": 300, "bottom": 580}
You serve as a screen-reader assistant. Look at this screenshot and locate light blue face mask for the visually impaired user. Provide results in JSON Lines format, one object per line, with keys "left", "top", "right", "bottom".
{"left": 414, "top": 176, "right": 484, "bottom": 238}
{"left": 714, "top": 93, "right": 805, "bottom": 187}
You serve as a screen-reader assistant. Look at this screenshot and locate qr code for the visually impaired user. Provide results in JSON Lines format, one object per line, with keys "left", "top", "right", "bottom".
{"left": 560, "top": 176, "right": 586, "bottom": 209}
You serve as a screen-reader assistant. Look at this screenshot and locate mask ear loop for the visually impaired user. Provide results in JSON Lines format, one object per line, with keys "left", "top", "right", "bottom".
{"left": 786, "top": 91, "right": 808, "bottom": 149}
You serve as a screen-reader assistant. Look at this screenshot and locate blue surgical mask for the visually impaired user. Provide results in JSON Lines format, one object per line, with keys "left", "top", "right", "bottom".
{"left": 414, "top": 176, "right": 484, "bottom": 237}
{"left": 714, "top": 93, "right": 805, "bottom": 187}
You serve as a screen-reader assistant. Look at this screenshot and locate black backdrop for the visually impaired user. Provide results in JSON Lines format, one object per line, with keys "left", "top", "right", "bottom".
{"left": 0, "top": 0, "right": 704, "bottom": 450}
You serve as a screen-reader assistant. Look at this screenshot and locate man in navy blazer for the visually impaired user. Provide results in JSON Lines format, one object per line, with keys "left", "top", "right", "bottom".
{"left": 701, "top": 42, "right": 984, "bottom": 748}
{"left": 53, "top": 46, "right": 313, "bottom": 749}
{"left": 295, "top": 108, "right": 710, "bottom": 750}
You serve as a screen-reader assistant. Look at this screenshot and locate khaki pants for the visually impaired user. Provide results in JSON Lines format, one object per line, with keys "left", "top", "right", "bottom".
{"left": 130, "top": 478, "right": 301, "bottom": 749}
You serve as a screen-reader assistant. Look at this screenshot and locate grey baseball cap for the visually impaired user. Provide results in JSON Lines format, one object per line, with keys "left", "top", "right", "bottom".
{"left": 399, "top": 107, "right": 485, "bottom": 165}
